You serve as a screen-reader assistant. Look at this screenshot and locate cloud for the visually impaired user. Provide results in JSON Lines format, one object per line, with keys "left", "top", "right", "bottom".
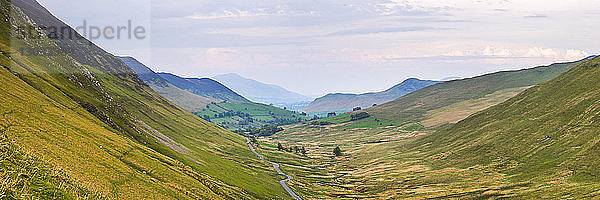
{"left": 524, "top": 47, "right": 559, "bottom": 58}
{"left": 327, "top": 27, "right": 434, "bottom": 36}
{"left": 565, "top": 49, "right": 590, "bottom": 60}
{"left": 524, "top": 14, "right": 548, "bottom": 18}
{"left": 483, "top": 46, "right": 511, "bottom": 57}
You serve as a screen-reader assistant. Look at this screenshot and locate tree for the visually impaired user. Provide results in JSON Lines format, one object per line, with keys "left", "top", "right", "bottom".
{"left": 294, "top": 146, "right": 299, "bottom": 153}
{"left": 277, "top": 143, "right": 284, "bottom": 151}
{"left": 301, "top": 146, "right": 307, "bottom": 156}
{"left": 353, "top": 107, "right": 362, "bottom": 111}
{"left": 333, "top": 146, "right": 342, "bottom": 156}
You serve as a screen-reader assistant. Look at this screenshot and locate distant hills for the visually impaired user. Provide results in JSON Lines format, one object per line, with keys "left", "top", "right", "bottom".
{"left": 119, "top": 57, "right": 220, "bottom": 112}
{"left": 213, "top": 73, "right": 312, "bottom": 109}
{"left": 157, "top": 72, "right": 249, "bottom": 103}
{"left": 121, "top": 60, "right": 307, "bottom": 131}
{"left": 367, "top": 59, "right": 587, "bottom": 127}
{"left": 302, "top": 78, "right": 441, "bottom": 114}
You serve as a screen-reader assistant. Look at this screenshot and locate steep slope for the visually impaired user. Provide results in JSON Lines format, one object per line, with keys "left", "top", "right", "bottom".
{"left": 158, "top": 72, "right": 249, "bottom": 103}
{"left": 302, "top": 78, "right": 440, "bottom": 113}
{"left": 120, "top": 56, "right": 220, "bottom": 112}
{"left": 413, "top": 56, "right": 600, "bottom": 188}
{"left": 367, "top": 60, "right": 585, "bottom": 126}
{"left": 213, "top": 73, "right": 311, "bottom": 107}
{"left": 0, "top": 0, "right": 289, "bottom": 199}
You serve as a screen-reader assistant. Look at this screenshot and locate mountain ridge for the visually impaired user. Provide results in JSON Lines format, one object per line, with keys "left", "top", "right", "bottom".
{"left": 119, "top": 56, "right": 221, "bottom": 112}
{"left": 302, "top": 78, "right": 441, "bottom": 113}
{"left": 158, "top": 72, "right": 250, "bottom": 103}
{"left": 366, "top": 59, "right": 587, "bottom": 126}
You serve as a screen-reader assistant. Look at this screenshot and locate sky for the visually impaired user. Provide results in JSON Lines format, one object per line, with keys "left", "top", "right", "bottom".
{"left": 38, "top": 0, "right": 600, "bottom": 97}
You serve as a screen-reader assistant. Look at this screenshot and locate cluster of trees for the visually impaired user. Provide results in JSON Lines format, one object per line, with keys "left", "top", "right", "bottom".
{"left": 200, "top": 111, "right": 251, "bottom": 120}
{"left": 352, "top": 107, "right": 362, "bottom": 111}
{"left": 351, "top": 112, "right": 370, "bottom": 121}
{"left": 250, "top": 125, "right": 284, "bottom": 137}
{"left": 309, "top": 121, "right": 332, "bottom": 126}
{"left": 277, "top": 143, "right": 307, "bottom": 156}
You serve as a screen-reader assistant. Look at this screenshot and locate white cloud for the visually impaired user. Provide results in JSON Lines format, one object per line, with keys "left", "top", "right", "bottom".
{"left": 483, "top": 46, "right": 511, "bottom": 57}
{"left": 524, "top": 47, "right": 559, "bottom": 58}
{"left": 565, "top": 49, "right": 590, "bottom": 60}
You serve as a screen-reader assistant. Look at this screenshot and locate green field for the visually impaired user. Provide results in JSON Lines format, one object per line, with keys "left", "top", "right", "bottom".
{"left": 194, "top": 102, "right": 308, "bottom": 131}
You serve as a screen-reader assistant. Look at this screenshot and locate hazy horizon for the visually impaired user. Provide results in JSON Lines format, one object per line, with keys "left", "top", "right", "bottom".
{"left": 38, "top": 0, "right": 599, "bottom": 97}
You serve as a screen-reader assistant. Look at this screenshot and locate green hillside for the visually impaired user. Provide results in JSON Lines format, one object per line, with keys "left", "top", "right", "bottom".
{"left": 418, "top": 56, "right": 600, "bottom": 178}
{"left": 0, "top": 0, "right": 290, "bottom": 199}
{"left": 367, "top": 60, "right": 585, "bottom": 127}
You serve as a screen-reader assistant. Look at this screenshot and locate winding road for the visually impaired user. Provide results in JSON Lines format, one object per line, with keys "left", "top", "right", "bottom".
{"left": 245, "top": 138, "right": 303, "bottom": 200}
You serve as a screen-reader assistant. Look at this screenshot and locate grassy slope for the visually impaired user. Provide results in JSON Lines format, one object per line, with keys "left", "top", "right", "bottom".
{"left": 367, "top": 60, "right": 584, "bottom": 125}
{"left": 253, "top": 59, "right": 600, "bottom": 199}
{"left": 1, "top": 1, "right": 289, "bottom": 199}
{"left": 417, "top": 56, "right": 600, "bottom": 179}
{"left": 146, "top": 82, "right": 220, "bottom": 112}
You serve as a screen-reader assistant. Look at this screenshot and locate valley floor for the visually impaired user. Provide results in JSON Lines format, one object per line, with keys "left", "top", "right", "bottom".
{"left": 251, "top": 118, "right": 600, "bottom": 199}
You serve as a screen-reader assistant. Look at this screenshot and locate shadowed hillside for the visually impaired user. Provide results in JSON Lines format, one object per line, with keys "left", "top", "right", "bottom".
{"left": 158, "top": 72, "right": 249, "bottom": 103}
{"left": 120, "top": 56, "right": 220, "bottom": 112}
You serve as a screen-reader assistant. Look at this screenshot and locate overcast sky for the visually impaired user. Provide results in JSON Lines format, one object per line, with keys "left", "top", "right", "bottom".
{"left": 38, "top": 0, "right": 600, "bottom": 97}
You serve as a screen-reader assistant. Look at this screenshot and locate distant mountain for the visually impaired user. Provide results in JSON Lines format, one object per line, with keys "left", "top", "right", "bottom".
{"left": 302, "top": 78, "right": 441, "bottom": 113}
{"left": 367, "top": 59, "right": 588, "bottom": 127}
{"left": 119, "top": 57, "right": 220, "bottom": 112}
{"left": 158, "top": 73, "right": 249, "bottom": 103}
{"left": 154, "top": 73, "right": 306, "bottom": 131}
{"left": 212, "top": 73, "right": 311, "bottom": 107}
{"left": 440, "top": 76, "right": 462, "bottom": 81}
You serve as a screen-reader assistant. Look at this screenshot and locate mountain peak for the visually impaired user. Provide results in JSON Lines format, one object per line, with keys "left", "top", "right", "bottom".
{"left": 213, "top": 73, "right": 311, "bottom": 105}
